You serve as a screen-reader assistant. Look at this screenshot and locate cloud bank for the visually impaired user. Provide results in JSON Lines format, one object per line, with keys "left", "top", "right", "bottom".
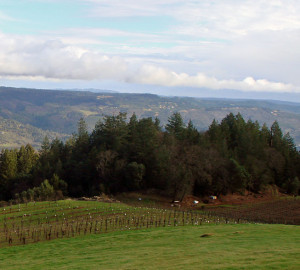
{"left": 0, "top": 32, "right": 297, "bottom": 93}
{"left": 1, "top": 0, "right": 300, "bottom": 95}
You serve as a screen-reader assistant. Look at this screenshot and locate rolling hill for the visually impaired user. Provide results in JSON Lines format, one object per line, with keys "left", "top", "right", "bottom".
{"left": 0, "top": 86, "right": 300, "bottom": 149}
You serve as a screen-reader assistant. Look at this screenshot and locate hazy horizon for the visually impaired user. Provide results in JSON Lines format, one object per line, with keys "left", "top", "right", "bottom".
{"left": 1, "top": 84, "right": 300, "bottom": 104}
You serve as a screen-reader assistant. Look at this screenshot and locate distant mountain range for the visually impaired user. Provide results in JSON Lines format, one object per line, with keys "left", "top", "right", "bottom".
{"left": 1, "top": 86, "right": 300, "bottom": 149}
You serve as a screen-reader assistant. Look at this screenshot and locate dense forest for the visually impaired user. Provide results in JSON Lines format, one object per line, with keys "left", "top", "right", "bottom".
{"left": 0, "top": 112, "right": 299, "bottom": 202}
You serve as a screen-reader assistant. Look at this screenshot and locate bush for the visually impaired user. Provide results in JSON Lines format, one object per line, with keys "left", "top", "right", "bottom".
{"left": 283, "top": 177, "right": 300, "bottom": 195}
{"left": 40, "top": 180, "right": 55, "bottom": 200}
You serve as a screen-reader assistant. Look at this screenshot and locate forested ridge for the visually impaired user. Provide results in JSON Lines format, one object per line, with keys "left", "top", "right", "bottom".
{"left": 1, "top": 87, "right": 300, "bottom": 149}
{"left": 0, "top": 112, "right": 299, "bottom": 202}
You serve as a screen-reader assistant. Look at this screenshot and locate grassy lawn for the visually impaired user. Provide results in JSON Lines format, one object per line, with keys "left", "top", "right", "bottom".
{"left": 0, "top": 223, "right": 299, "bottom": 269}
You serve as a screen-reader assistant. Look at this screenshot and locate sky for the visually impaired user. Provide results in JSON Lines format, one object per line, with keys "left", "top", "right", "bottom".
{"left": 0, "top": 0, "right": 300, "bottom": 101}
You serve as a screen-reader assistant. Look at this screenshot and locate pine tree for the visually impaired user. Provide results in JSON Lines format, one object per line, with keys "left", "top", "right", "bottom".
{"left": 165, "top": 112, "right": 185, "bottom": 140}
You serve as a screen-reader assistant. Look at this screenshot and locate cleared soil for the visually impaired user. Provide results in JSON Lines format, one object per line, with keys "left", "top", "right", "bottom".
{"left": 202, "top": 198, "right": 300, "bottom": 225}
{"left": 117, "top": 187, "right": 300, "bottom": 225}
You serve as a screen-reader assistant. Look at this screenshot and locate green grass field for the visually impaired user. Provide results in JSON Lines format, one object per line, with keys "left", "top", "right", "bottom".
{"left": 0, "top": 223, "right": 299, "bottom": 269}
{"left": 0, "top": 200, "right": 299, "bottom": 269}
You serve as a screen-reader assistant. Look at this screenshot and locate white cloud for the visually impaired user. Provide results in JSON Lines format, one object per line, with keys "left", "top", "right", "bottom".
{"left": 131, "top": 65, "right": 296, "bottom": 92}
{"left": 64, "top": 0, "right": 300, "bottom": 86}
{"left": 1, "top": 1, "right": 300, "bottom": 95}
{"left": 0, "top": 32, "right": 297, "bottom": 93}
{"left": 173, "top": 0, "right": 300, "bottom": 35}
{"left": 83, "top": 0, "right": 300, "bottom": 36}
{"left": 0, "top": 33, "right": 127, "bottom": 80}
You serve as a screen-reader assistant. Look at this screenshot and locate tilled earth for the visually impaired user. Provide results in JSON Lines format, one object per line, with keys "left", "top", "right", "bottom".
{"left": 201, "top": 198, "right": 300, "bottom": 225}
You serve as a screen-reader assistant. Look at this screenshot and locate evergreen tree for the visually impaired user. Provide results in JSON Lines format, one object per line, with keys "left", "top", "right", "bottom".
{"left": 165, "top": 112, "right": 185, "bottom": 140}
{"left": 270, "top": 121, "right": 283, "bottom": 149}
{"left": 0, "top": 149, "right": 18, "bottom": 180}
{"left": 18, "top": 144, "right": 38, "bottom": 175}
{"left": 0, "top": 112, "right": 299, "bottom": 201}
{"left": 41, "top": 136, "right": 50, "bottom": 154}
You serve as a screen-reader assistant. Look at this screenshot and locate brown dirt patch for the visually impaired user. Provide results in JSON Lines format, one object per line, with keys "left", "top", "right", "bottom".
{"left": 217, "top": 186, "right": 287, "bottom": 205}
{"left": 203, "top": 198, "right": 300, "bottom": 225}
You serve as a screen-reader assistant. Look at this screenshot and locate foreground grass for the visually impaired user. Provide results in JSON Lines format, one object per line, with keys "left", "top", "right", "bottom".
{"left": 0, "top": 224, "right": 299, "bottom": 270}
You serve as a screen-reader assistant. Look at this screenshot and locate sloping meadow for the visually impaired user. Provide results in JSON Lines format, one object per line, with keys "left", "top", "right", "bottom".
{"left": 0, "top": 200, "right": 245, "bottom": 247}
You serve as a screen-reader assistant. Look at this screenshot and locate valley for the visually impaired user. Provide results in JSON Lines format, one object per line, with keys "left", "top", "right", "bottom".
{"left": 1, "top": 86, "right": 300, "bottom": 149}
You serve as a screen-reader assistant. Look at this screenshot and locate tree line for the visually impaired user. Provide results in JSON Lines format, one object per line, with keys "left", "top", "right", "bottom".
{"left": 0, "top": 112, "right": 299, "bottom": 202}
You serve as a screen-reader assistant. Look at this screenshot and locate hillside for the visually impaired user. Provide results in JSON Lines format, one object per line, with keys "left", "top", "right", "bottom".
{"left": 1, "top": 86, "right": 300, "bottom": 149}
{"left": 0, "top": 117, "right": 69, "bottom": 149}
{"left": 0, "top": 201, "right": 299, "bottom": 269}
